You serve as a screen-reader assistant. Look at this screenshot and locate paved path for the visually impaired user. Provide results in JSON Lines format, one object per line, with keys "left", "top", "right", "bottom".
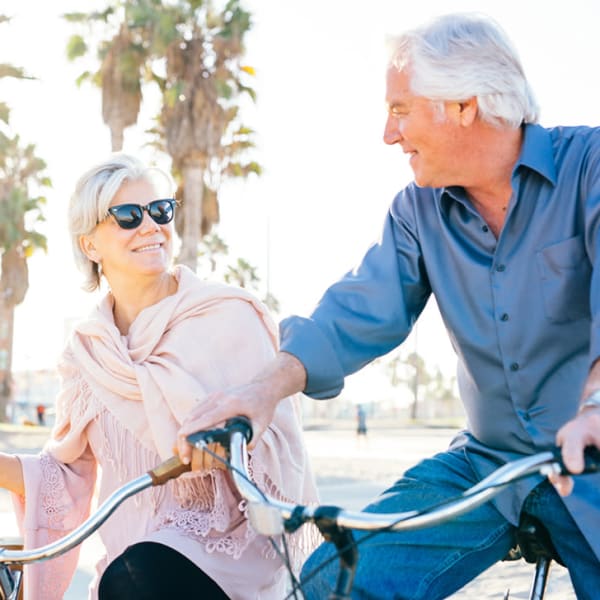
{"left": 0, "top": 425, "right": 576, "bottom": 598}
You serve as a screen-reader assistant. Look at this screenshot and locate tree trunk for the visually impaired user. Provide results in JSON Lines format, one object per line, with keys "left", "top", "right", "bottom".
{"left": 410, "top": 373, "right": 419, "bottom": 420}
{"left": 109, "top": 122, "right": 125, "bottom": 152}
{"left": 176, "top": 163, "right": 204, "bottom": 271}
{"left": 0, "top": 295, "right": 14, "bottom": 422}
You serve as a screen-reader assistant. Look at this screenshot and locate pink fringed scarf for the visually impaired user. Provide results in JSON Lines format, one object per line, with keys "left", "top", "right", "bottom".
{"left": 48, "top": 264, "right": 318, "bottom": 516}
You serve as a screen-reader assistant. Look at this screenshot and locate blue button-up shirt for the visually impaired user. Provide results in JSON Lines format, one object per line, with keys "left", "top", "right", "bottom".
{"left": 281, "top": 123, "right": 600, "bottom": 558}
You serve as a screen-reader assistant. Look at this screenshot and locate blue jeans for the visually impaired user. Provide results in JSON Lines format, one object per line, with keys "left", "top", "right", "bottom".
{"left": 300, "top": 449, "right": 600, "bottom": 599}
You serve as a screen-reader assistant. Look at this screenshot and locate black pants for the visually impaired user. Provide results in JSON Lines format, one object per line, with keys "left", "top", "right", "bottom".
{"left": 98, "top": 541, "right": 230, "bottom": 599}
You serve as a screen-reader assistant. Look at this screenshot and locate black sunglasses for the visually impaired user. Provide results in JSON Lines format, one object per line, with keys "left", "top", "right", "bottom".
{"left": 106, "top": 199, "right": 176, "bottom": 230}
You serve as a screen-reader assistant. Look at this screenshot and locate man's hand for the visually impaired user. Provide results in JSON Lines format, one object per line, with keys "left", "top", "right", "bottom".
{"left": 176, "top": 382, "right": 280, "bottom": 466}
{"left": 176, "top": 351, "right": 307, "bottom": 468}
{"left": 551, "top": 407, "right": 600, "bottom": 496}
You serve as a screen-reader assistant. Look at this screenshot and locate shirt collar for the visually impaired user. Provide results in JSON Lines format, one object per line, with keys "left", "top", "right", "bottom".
{"left": 513, "top": 123, "right": 557, "bottom": 186}
{"left": 441, "top": 123, "right": 557, "bottom": 206}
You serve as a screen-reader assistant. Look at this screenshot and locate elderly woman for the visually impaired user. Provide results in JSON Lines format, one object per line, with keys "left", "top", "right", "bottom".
{"left": 0, "top": 154, "right": 318, "bottom": 599}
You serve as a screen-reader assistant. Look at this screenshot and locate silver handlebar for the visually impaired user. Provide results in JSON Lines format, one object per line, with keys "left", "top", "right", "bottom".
{"left": 229, "top": 430, "right": 558, "bottom": 535}
{"left": 0, "top": 473, "right": 153, "bottom": 565}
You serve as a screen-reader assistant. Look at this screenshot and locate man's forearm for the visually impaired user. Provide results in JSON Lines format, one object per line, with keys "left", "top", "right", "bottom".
{"left": 251, "top": 351, "right": 307, "bottom": 402}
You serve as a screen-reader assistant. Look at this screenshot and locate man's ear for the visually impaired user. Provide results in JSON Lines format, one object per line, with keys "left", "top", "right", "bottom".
{"left": 79, "top": 234, "right": 101, "bottom": 263}
{"left": 458, "top": 97, "right": 478, "bottom": 126}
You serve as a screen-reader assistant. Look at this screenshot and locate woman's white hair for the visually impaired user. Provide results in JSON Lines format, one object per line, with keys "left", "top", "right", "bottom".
{"left": 388, "top": 13, "right": 539, "bottom": 128}
{"left": 69, "top": 153, "right": 173, "bottom": 292}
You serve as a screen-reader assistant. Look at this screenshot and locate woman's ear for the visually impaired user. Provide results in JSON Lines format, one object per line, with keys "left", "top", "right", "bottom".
{"left": 79, "top": 234, "right": 101, "bottom": 263}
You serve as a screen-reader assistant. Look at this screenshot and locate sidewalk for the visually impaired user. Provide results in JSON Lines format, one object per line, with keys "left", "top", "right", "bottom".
{"left": 0, "top": 424, "right": 576, "bottom": 598}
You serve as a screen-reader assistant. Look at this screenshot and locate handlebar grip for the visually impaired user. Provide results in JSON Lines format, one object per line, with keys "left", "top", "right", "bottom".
{"left": 554, "top": 445, "right": 600, "bottom": 475}
{"left": 225, "top": 416, "right": 253, "bottom": 443}
{"left": 186, "top": 415, "right": 253, "bottom": 448}
{"left": 148, "top": 456, "right": 191, "bottom": 486}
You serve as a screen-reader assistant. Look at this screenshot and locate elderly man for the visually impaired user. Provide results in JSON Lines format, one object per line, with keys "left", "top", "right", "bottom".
{"left": 179, "top": 12, "right": 600, "bottom": 599}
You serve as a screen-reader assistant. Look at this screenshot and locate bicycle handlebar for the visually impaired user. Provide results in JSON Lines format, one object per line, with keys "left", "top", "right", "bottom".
{"left": 188, "top": 420, "right": 600, "bottom": 535}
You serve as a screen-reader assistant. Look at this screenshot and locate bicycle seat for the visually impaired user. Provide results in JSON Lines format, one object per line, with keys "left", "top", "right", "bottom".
{"left": 504, "top": 513, "right": 564, "bottom": 567}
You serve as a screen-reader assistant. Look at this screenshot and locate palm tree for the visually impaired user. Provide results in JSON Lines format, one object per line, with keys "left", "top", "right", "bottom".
{"left": 153, "top": 0, "right": 260, "bottom": 270}
{"left": 197, "top": 232, "right": 229, "bottom": 273}
{"left": 385, "top": 351, "right": 431, "bottom": 419}
{"left": 65, "top": 1, "right": 260, "bottom": 272}
{"left": 224, "top": 257, "right": 258, "bottom": 289}
{"left": 64, "top": 5, "right": 152, "bottom": 151}
{"left": 0, "top": 22, "right": 51, "bottom": 419}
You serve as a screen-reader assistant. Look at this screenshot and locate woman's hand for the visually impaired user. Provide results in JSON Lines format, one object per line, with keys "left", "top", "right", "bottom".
{"left": 174, "top": 442, "right": 228, "bottom": 472}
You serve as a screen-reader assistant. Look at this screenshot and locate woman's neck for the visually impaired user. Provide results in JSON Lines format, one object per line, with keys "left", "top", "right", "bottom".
{"left": 110, "top": 271, "right": 178, "bottom": 335}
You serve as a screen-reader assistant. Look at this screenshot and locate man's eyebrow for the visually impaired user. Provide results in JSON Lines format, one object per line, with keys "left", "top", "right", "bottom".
{"left": 387, "top": 100, "right": 410, "bottom": 110}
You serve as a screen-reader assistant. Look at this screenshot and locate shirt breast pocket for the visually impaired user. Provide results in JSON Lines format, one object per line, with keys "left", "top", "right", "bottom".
{"left": 536, "top": 235, "right": 591, "bottom": 323}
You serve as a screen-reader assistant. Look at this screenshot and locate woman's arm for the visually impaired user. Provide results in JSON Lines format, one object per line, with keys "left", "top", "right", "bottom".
{"left": 0, "top": 452, "right": 24, "bottom": 496}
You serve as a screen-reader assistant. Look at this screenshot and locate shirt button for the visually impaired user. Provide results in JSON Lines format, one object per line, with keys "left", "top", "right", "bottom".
{"left": 500, "top": 313, "right": 509, "bottom": 321}
{"left": 510, "top": 362, "right": 519, "bottom": 371}
{"left": 496, "top": 264, "right": 506, "bottom": 272}
{"left": 482, "top": 225, "right": 489, "bottom": 233}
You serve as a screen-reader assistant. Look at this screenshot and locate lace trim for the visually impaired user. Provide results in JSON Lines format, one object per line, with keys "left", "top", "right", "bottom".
{"left": 157, "top": 472, "right": 254, "bottom": 559}
{"left": 157, "top": 455, "right": 321, "bottom": 571}
{"left": 39, "top": 454, "right": 67, "bottom": 530}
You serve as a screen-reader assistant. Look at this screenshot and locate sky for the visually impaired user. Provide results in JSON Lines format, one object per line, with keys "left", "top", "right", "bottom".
{"left": 2, "top": 0, "right": 600, "bottom": 399}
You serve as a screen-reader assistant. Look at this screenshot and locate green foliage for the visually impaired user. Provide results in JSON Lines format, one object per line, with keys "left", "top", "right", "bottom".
{"left": 62, "top": 8, "right": 115, "bottom": 24}
{"left": 220, "top": 0, "right": 252, "bottom": 38}
{"left": 0, "top": 64, "right": 33, "bottom": 80}
{"left": 224, "top": 257, "right": 258, "bottom": 288}
{"left": 66, "top": 34, "right": 88, "bottom": 60}
{"left": 0, "top": 132, "right": 51, "bottom": 255}
{"left": 75, "top": 71, "right": 93, "bottom": 87}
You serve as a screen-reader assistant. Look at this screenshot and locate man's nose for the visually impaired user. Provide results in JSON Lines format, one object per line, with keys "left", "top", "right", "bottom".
{"left": 383, "top": 116, "right": 402, "bottom": 145}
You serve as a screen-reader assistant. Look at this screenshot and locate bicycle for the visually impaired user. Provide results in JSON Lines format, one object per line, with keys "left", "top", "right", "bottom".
{"left": 0, "top": 421, "right": 596, "bottom": 600}
{"left": 186, "top": 417, "right": 600, "bottom": 600}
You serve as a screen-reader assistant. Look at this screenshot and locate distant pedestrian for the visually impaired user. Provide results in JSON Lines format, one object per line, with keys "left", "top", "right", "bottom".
{"left": 36, "top": 404, "right": 45, "bottom": 426}
{"left": 356, "top": 404, "right": 367, "bottom": 441}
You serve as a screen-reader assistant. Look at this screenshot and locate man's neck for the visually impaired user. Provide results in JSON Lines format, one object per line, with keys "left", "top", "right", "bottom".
{"left": 462, "top": 125, "right": 524, "bottom": 236}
